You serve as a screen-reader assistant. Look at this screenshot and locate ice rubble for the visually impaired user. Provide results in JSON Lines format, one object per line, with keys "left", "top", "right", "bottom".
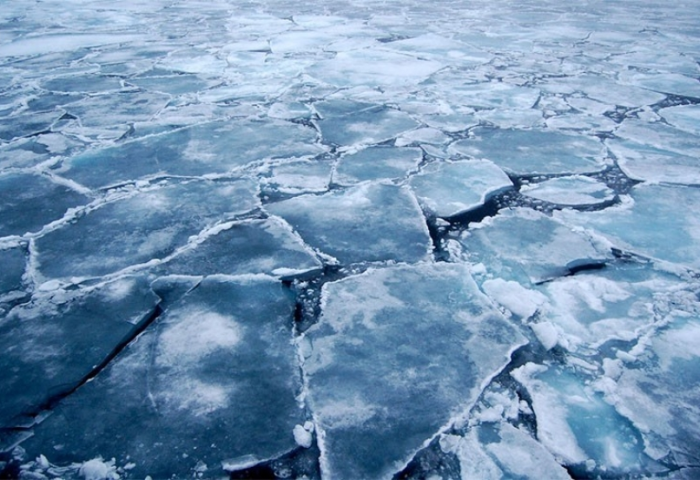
{"left": 2, "top": 0, "right": 700, "bottom": 478}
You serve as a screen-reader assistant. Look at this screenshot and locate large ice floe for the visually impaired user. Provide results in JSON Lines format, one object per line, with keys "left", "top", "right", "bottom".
{"left": 1, "top": 0, "right": 700, "bottom": 479}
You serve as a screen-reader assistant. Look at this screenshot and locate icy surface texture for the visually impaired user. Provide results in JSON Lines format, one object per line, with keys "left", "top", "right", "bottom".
{"left": 409, "top": 160, "right": 513, "bottom": 218}
{"left": 266, "top": 182, "right": 431, "bottom": 265}
{"left": 301, "top": 263, "right": 526, "bottom": 479}
{"left": 20, "top": 276, "right": 303, "bottom": 479}
{"left": 0, "top": 276, "right": 159, "bottom": 429}
{"left": 2, "top": 0, "right": 700, "bottom": 478}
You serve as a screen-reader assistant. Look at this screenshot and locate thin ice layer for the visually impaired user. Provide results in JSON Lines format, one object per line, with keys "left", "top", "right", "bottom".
{"left": 0, "top": 247, "right": 26, "bottom": 302}
{"left": 0, "top": 173, "right": 89, "bottom": 238}
{"left": 302, "top": 263, "right": 526, "bottom": 479}
{"left": 0, "top": 276, "right": 159, "bottom": 429}
{"left": 408, "top": 160, "right": 512, "bottom": 217}
{"left": 520, "top": 176, "right": 614, "bottom": 207}
{"left": 659, "top": 105, "right": 700, "bottom": 136}
{"left": 35, "top": 179, "right": 259, "bottom": 280}
{"left": 460, "top": 208, "right": 609, "bottom": 284}
{"left": 154, "top": 217, "right": 322, "bottom": 279}
{"left": 555, "top": 184, "right": 700, "bottom": 269}
{"left": 20, "top": 276, "right": 303, "bottom": 478}
{"left": 449, "top": 128, "right": 608, "bottom": 175}
{"left": 61, "top": 120, "right": 323, "bottom": 189}
{"left": 265, "top": 182, "right": 431, "bottom": 265}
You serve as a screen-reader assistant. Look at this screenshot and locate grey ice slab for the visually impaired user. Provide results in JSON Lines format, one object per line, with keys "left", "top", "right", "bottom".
{"left": 408, "top": 160, "right": 513, "bottom": 218}
{"left": 265, "top": 182, "right": 431, "bottom": 265}
{"left": 0, "top": 276, "right": 158, "bottom": 429}
{"left": 555, "top": 184, "right": 700, "bottom": 269}
{"left": 127, "top": 74, "right": 212, "bottom": 95}
{"left": 61, "top": 90, "right": 170, "bottom": 129}
{"left": 316, "top": 106, "right": 419, "bottom": 147}
{"left": 61, "top": 119, "right": 323, "bottom": 189}
{"left": 35, "top": 179, "right": 258, "bottom": 280}
{"left": 605, "top": 313, "right": 700, "bottom": 464}
{"left": 511, "top": 363, "right": 654, "bottom": 474}
{"left": 619, "top": 71, "right": 700, "bottom": 99}
{"left": 606, "top": 139, "right": 700, "bottom": 185}
{"left": 301, "top": 263, "right": 526, "bottom": 479}
{"left": 21, "top": 276, "right": 303, "bottom": 479}
{"left": 460, "top": 208, "right": 609, "bottom": 285}
{"left": 0, "top": 173, "right": 90, "bottom": 237}
{"left": 42, "top": 75, "right": 124, "bottom": 94}
{"left": 520, "top": 176, "right": 614, "bottom": 207}
{"left": 154, "top": 217, "right": 322, "bottom": 279}
{"left": 538, "top": 74, "right": 666, "bottom": 108}
{"left": 441, "top": 424, "right": 571, "bottom": 480}
{"left": 382, "top": 33, "right": 492, "bottom": 66}
{"left": 450, "top": 128, "right": 608, "bottom": 175}
{"left": 333, "top": 146, "right": 422, "bottom": 186}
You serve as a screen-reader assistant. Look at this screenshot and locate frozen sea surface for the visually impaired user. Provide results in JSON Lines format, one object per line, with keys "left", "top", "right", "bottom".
{"left": 1, "top": 0, "right": 700, "bottom": 479}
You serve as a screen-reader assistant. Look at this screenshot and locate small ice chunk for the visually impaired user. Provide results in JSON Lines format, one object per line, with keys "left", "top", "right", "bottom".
{"left": 606, "top": 139, "right": 700, "bottom": 185}
{"left": 659, "top": 104, "right": 700, "bottom": 136}
{"left": 520, "top": 176, "right": 614, "bottom": 206}
{"left": 408, "top": 160, "right": 513, "bottom": 218}
{"left": 316, "top": 106, "right": 419, "bottom": 146}
{"left": 531, "top": 322, "right": 559, "bottom": 350}
{"left": 481, "top": 279, "right": 547, "bottom": 319}
{"left": 79, "top": 458, "right": 118, "bottom": 480}
{"left": 293, "top": 424, "right": 313, "bottom": 448}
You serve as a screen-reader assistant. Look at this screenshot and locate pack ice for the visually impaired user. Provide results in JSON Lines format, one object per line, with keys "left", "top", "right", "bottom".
{"left": 1, "top": 0, "right": 700, "bottom": 478}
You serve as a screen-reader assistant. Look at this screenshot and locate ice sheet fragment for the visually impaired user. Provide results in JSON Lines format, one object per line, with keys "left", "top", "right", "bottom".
{"left": 19, "top": 276, "right": 303, "bottom": 478}
{"left": 460, "top": 208, "right": 609, "bottom": 284}
{"left": 302, "top": 263, "right": 526, "bottom": 479}
{"left": 154, "top": 217, "right": 322, "bottom": 279}
{"left": 0, "top": 173, "right": 89, "bottom": 238}
{"left": 35, "top": 179, "right": 259, "bottom": 279}
{"left": 266, "top": 182, "right": 431, "bottom": 265}
{"left": 450, "top": 128, "right": 608, "bottom": 175}
{"left": 333, "top": 147, "right": 422, "bottom": 186}
{"left": 0, "top": 276, "right": 159, "bottom": 428}
{"left": 316, "top": 106, "right": 419, "bottom": 147}
{"left": 408, "top": 160, "right": 513, "bottom": 217}
{"left": 520, "top": 176, "right": 614, "bottom": 207}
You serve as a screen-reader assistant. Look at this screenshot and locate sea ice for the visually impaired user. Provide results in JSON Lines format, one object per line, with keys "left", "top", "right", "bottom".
{"left": 34, "top": 179, "right": 259, "bottom": 280}
{"left": 61, "top": 119, "right": 323, "bottom": 189}
{"left": 265, "top": 182, "right": 431, "bottom": 265}
{"left": 606, "top": 139, "right": 700, "bottom": 185}
{"left": 333, "top": 146, "right": 422, "bottom": 186}
{"left": 0, "top": 276, "right": 159, "bottom": 429}
{"left": 408, "top": 160, "right": 513, "bottom": 218}
{"left": 555, "top": 184, "right": 700, "bottom": 269}
{"left": 154, "top": 217, "right": 322, "bottom": 279}
{"left": 659, "top": 105, "right": 700, "bottom": 136}
{"left": 512, "top": 363, "right": 653, "bottom": 475}
{"left": 0, "top": 173, "right": 89, "bottom": 238}
{"left": 520, "top": 176, "right": 614, "bottom": 207}
{"left": 19, "top": 276, "right": 304, "bottom": 479}
{"left": 450, "top": 127, "right": 608, "bottom": 175}
{"left": 315, "top": 105, "right": 419, "bottom": 147}
{"left": 459, "top": 208, "right": 609, "bottom": 284}
{"left": 0, "top": 246, "right": 26, "bottom": 304}
{"left": 301, "top": 263, "right": 526, "bottom": 479}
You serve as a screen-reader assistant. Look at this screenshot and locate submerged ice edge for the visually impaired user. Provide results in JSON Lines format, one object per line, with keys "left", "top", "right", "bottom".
{"left": 2, "top": 0, "right": 700, "bottom": 478}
